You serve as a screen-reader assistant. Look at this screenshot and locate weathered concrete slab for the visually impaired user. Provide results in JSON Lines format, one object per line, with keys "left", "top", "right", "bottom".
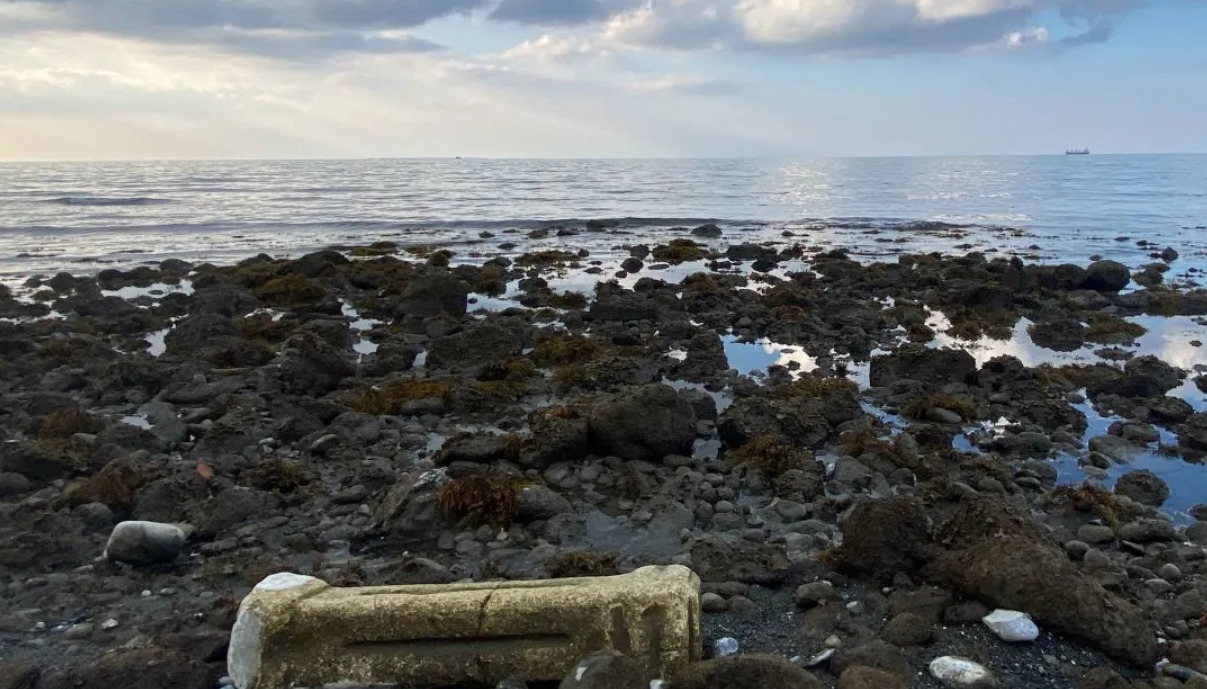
{"left": 229, "top": 565, "right": 701, "bottom": 689}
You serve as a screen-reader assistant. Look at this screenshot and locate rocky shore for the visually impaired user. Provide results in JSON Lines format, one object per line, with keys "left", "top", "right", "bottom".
{"left": 3, "top": 228, "right": 1207, "bottom": 689}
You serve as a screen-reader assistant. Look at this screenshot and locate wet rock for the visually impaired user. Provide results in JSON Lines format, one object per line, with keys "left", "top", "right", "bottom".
{"left": 1090, "top": 356, "right": 1184, "bottom": 399}
{"left": 521, "top": 413, "right": 590, "bottom": 469}
{"left": 937, "top": 531, "right": 1158, "bottom": 667}
{"left": 929, "top": 656, "right": 996, "bottom": 688}
{"left": 1081, "top": 260, "right": 1131, "bottom": 292}
{"left": 0, "top": 441, "right": 73, "bottom": 483}
{"left": 260, "top": 332, "right": 355, "bottom": 396}
{"left": 676, "top": 332, "right": 728, "bottom": 383}
{"left": 1168, "top": 640, "right": 1207, "bottom": 675}
{"left": 691, "top": 224, "right": 723, "bottom": 239}
{"left": 691, "top": 536, "right": 789, "bottom": 585}
{"left": 559, "top": 650, "right": 646, "bottom": 689}
{"left": 50, "top": 646, "right": 220, "bottom": 689}
{"left": 436, "top": 433, "right": 519, "bottom": 465}
{"left": 104, "top": 521, "right": 187, "bottom": 566}
{"left": 869, "top": 345, "right": 976, "bottom": 389}
{"left": 427, "top": 324, "right": 522, "bottom": 373}
{"left": 0, "top": 661, "right": 39, "bottom": 689}
{"left": 831, "top": 641, "right": 912, "bottom": 684}
{"left": 1161, "top": 247, "right": 1180, "bottom": 263}
{"left": 700, "top": 592, "right": 727, "bottom": 613}
{"left": 588, "top": 384, "right": 696, "bottom": 461}
{"left": 795, "top": 581, "right": 837, "bottom": 607}
{"left": 834, "top": 497, "right": 936, "bottom": 582}
{"left": 839, "top": 666, "right": 907, "bottom": 689}
{"left": 361, "top": 341, "right": 420, "bottom": 377}
{"left": 0, "top": 472, "right": 32, "bottom": 498}
{"left": 670, "top": 655, "right": 824, "bottom": 689}
{"left": 1088, "top": 435, "right": 1139, "bottom": 463}
{"left": 370, "top": 469, "right": 448, "bottom": 544}
{"left": 620, "top": 258, "right": 643, "bottom": 273}
{"left": 1028, "top": 320, "right": 1088, "bottom": 352}
{"left": 882, "top": 612, "right": 933, "bottom": 647}
{"left": 1117, "top": 518, "right": 1177, "bottom": 543}
{"left": 1077, "top": 525, "right": 1115, "bottom": 545}
{"left": 393, "top": 273, "right": 469, "bottom": 318}
{"left": 982, "top": 609, "right": 1039, "bottom": 642}
{"left": 516, "top": 485, "right": 573, "bottom": 521}
{"left": 1114, "top": 470, "right": 1170, "bottom": 507}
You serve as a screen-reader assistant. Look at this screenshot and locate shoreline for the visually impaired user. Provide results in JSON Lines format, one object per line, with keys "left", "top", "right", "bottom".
{"left": 3, "top": 230, "right": 1207, "bottom": 688}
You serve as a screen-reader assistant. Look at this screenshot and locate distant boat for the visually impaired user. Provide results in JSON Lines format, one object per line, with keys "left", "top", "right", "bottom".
{"left": 1066, "top": 148, "right": 1091, "bottom": 155}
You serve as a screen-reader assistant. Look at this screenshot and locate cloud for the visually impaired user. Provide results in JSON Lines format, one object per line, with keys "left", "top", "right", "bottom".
{"left": 490, "top": 0, "right": 643, "bottom": 25}
{"left": 0, "top": 0, "right": 482, "bottom": 57}
{"left": 626, "top": 73, "right": 741, "bottom": 94}
{"left": 503, "top": 34, "right": 607, "bottom": 61}
{"left": 602, "top": 0, "right": 1143, "bottom": 56}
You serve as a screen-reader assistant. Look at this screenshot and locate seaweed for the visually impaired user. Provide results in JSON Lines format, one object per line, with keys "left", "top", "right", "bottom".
{"left": 255, "top": 274, "right": 325, "bottom": 306}
{"left": 1084, "top": 314, "right": 1147, "bottom": 343}
{"left": 544, "top": 551, "right": 620, "bottom": 579}
{"left": 768, "top": 376, "right": 858, "bottom": 399}
{"left": 435, "top": 473, "right": 526, "bottom": 528}
{"left": 727, "top": 435, "right": 814, "bottom": 476}
{"left": 532, "top": 335, "right": 600, "bottom": 367}
{"left": 902, "top": 393, "right": 977, "bottom": 421}
{"left": 651, "top": 239, "right": 706, "bottom": 264}
{"left": 39, "top": 407, "right": 104, "bottom": 440}
{"left": 515, "top": 250, "right": 580, "bottom": 268}
{"left": 346, "top": 377, "right": 453, "bottom": 415}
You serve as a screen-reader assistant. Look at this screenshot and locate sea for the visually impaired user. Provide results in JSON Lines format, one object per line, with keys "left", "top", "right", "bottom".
{"left": 4, "top": 154, "right": 1207, "bottom": 517}
{"left": 1, "top": 155, "right": 1206, "bottom": 282}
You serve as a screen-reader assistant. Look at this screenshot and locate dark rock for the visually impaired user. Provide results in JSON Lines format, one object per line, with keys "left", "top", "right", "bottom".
{"left": 395, "top": 273, "right": 469, "bottom": 318}
{"left": 1075, "top": 667, "right": 1130, "bottom": 689}
{"left": 936, "top": 533, "right": 1158, "bottom": 667}
{"left": 835, "top": 497, "right": 936, "bottom": 583}
{"left": 0, "top": 472, "right": 32, "bottom": 498}
{"left": 427, "top": 324, "right": 522, "bottom": 373}
{"left": 588, "top": 384, "right": 696, "bottom": 461}
{"left": 1114, "top": 470, "right": 1170, "bottom": 507}
{"left": 677, "top": 332, "right": 728, "bottom": 383}
{"left": 0, "top": 441, "right": 72, "bottom": 483}
{"left": 164, "top": 313, "right": 237, "bottom": 355}
{"left": 726, "top": 244, "right": 773, "bottom": 261}
{"left": 559, "top": 650, "right": 646, "bottom": 689}
{"left": 520, "top": 413, "right": 590, "bottom": 469}
{"left": 869, "top": 345, "right": 976, "bottom": 389}
{"left": 882, "top": 612, "right": 933, "bottom": 647}
{"left": 259, "top": 332, "right": 355, "bottom": 396}
{"left": 1117, "top": 518, "right": 1177, "bottom": 543}
{"left": 1028, "top": 320, "right": 1088, "bottom": 352}
{"left": 691, "top": 224, "right": 724, "bottom": 238}
{"left": 1168, "top": 640, "right": 1207, "bottom": 675}
{"left": 691, "top": 537, "right": 789, "bottom": 585}
{"left": 1080, "top": 261, "right": 1131, "bottom": 292}
{"left": 670, "top": 655, "right": 824, "bottom": 689}
{"left": 435, "top": 433, "right": 518, "bottom": 466}
{"left": 839, "top": 665, "right": 908, "bottom": 689}
{"left": 515, "top": 485, "right": 573, "bottom": 521}
{"left": 370, "top": 469, "right": 448, "bottom": 545}
{"left": 47, "top": 647, "right": 220, "bottom": 689}
{"left": 620, "top": 258, "right": 643, "bottom": 273}
{"left": 0, "top": 662, "right": 39, "bottom": 689}
{"left": 361, "top": 341, "right": 421, "bottom": 377}
{"left": 831, "top": 641, "right": 913, "bottom": 685}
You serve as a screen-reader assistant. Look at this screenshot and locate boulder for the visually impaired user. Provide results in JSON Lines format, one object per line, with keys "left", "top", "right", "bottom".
{"left": 1080, "top": 261, "right": 1131, "bottom": 292}
{"left": 588, "top": 384, "right": 696, "bottom": 461}
{"left": 936, "top": 534, "right": 1158, "bottom": 667}
{"left": 260, "top": 332, "right": 355, "bottom": 396}
{"left": 882, "top": 612, "right": 933, "bottom": 647}
{"left": 516, "top": 485, "right": 573, "bottom": 521}
{"left": 104, "top": 521, "right": 187, "bottom": 566}
{"left": 427, "top": 324, "right": 523, "bottom": 373}
{"left": 1113, "top": 470, "right": 1170, "bottom": 507}
{"left": 690, "top": 224, "right": 723, "bottom": 239}
{"left": 669, "top": 655, "right": 824, "bottom": 689}
{"left": 559, "top": 650, "right": 646, "bottom": 689}
{"left": 868, "top": 346, "right": 976, "bottom": 389}
{"left": 1028, "top": 320, "right": 1087, "bottom": 352}
{"left": 395, "top": 273, "right": 469, "bottom": 318}
{"left": 50, "top": 647, "right": 220, "bottom": 689}
{"left": 521, "top": 413, "right": 590, "bottom": 469}
{"left": 691, "top": 537, "right": 789, "bottom": 585}
{"left": 362, "top": 341, "right": 421, "bottom": 377}
{"left": 835, "top": 497, "right": 936, "bottom": 582}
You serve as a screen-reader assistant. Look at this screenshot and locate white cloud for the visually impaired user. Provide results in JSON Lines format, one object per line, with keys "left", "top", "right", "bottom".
{"left": 503, "top": 34, "right": 607, "bottom": 61}
{"left": 626, "top": 73, "right": 738, "bottom": 93}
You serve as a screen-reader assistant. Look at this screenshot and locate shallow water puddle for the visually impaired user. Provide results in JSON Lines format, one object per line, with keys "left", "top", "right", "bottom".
{"left": 120, "top": 414, "right": 152, "bottom": 430}
{"left": 101, "top": 279, "right": 194, "bottom": 301}
{"left": 145, "top": 328, "right": 170, "bottom": 357}
{"left": 723, "top": 335, "right": 818, "bottom": 377}
{"left": 1050, "top": 394, "right": 1206, "bottom": 522}
{"left": 340, "top": 300, "right": 382, "bottom": 358}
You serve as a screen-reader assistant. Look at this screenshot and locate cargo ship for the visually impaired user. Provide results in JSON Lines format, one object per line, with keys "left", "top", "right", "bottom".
{"left": 1065, "top": 148, "right": 1090, "bottom": 155}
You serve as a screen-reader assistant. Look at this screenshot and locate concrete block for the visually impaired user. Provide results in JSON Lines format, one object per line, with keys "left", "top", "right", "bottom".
{"left": 229, "top": 565, "right": 701, "bottom": 689}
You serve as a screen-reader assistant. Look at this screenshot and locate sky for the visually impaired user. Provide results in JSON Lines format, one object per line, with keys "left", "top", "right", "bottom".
{"left": 0, "top": 0, "right": 1205, "bottom": 160}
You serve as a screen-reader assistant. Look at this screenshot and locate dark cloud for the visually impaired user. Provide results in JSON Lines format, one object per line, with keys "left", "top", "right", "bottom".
{"left": 489, "top": 0, "right": 640, "bottom": 26}
{"left": 3, "top": 0, "right": 483, "bottom": 56}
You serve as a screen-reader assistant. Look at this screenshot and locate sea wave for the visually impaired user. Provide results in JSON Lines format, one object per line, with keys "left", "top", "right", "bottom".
{"left": 47, "top": 196, "right": 173, "bottom": 207}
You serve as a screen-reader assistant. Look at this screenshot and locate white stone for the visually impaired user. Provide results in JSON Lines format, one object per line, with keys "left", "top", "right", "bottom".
{"left": 929, "top": 656, "right": 994, "bottom": 687}
{"left": 982, "top": 609, "right": 1039, "bottom": 642}
{"left": 103, "top": 521, "right": 186, "bottom": 565}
